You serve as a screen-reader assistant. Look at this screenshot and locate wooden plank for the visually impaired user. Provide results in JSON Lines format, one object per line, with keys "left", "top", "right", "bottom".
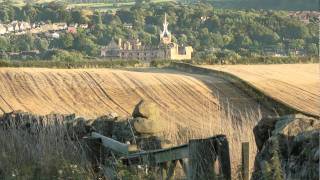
{"left": 154, "top": 145, "right": 189, "bottom": 164}
{"left": 123, "top": 144, "right": 189, "bottom": 165}
{"left": 242, "top": 142, "right": 249, "bottom": 180}
{"left": 91, "top": 132, "right": 129, "bottom": 155}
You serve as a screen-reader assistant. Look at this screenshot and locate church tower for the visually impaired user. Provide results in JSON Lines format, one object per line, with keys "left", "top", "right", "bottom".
{"left": 160, "top": 13, "right": 172, "bottom": 44}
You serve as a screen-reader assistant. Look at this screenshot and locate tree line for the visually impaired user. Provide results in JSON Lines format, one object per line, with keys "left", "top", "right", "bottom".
{"left": 0, "top": 1, "right": 318, "bottom": 62}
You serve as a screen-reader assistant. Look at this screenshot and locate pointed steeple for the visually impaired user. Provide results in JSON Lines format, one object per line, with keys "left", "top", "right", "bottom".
{"left": 160, "top": 13, "right": 171, "bottom": 44}
{"left": 162, "top": 13, "right": 170, "bottom": 36}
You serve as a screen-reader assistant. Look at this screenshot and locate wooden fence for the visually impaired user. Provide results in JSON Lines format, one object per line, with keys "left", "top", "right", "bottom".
{"left": 85, "top": 132, "right": 250, "bottom": 180}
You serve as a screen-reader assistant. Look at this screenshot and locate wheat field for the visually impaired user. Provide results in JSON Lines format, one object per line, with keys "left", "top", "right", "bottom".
{"left": 0, "top": 67, "right": 275, "bottom": 176}
{"left": 201, "top": 64, "right": 320, "bottom": 117}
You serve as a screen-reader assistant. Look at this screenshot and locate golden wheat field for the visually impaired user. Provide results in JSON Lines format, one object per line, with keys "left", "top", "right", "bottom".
{"left": 0, "top": 67, "right": 272, "bottom": 124}
{"left": 201, "top": 64, "right": 320, "bottom": 117}
{"left": 0, "top": 67, "right": 274, "bottom": 175}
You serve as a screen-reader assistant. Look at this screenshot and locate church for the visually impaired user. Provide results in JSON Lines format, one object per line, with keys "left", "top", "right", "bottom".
{"left": 100, "top": 14, "right": 193, "bottom": 60}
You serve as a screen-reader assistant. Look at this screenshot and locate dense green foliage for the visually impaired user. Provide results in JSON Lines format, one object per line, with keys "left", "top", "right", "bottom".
{"left": 210, "top": 0, "right": 318, "bottom": 11}
{"left": 0, "top": 59, "right": 140, "bottom": 68}
{"left": 0, "top": 1, "right": 318, "bottom": 63}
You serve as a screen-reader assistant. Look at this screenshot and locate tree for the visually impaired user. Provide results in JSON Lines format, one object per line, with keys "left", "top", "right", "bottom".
{"left": 92, "top": 11, "right": 102, "bottom": 25}
{"left": 284, "top": 21, "right": 310, "bottom": 39}
{"left": 15, "top": 33, "right": 34, "bottom": 51}
{"left": 73, "top": 34, "right": 98, "bottom": 56}
{"left": 306, "top": 43, "right": 318, "bottom": 56}
{"left": 117, "top": 10, "right": 134, "bottom": 24}
{"left": 34, "top": 38, "right": 49, "bottom": 52}
{"left": 0, "top": 37, "right": 9, "bottom": 52}
{"left": 62, "top": 34, "right": 74, "bottom": 49}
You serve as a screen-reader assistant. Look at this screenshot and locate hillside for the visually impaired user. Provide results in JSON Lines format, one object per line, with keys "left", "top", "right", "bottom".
{"left": 0, "top": 68, "right": 272, "bottom": 129}
{"left": 201, "top": 64, "right": 320, "bottom": 117}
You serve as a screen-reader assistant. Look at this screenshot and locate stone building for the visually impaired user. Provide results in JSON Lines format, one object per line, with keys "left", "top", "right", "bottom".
{"left": 100, "top": 13, "right": 193, "bottom": 60}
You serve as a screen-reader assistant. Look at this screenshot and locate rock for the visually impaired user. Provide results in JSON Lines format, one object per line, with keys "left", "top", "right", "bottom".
{"left": 0, "top": 111, "right": 74, "bottom": 130}
{"left": 131, "top": 100, "right": 166, "bottom": 135}
{"left": 132, "top": 100, "right": 160, "bottom": 119}
{"left": 273, "top": 114, "right": 320, "bottom": 136}
{"left": 107, "top": 112, "right": 118, "bottom": 119}
{"left": 91, "top": 115, "right": 115, "bottom": 137}
{"left": 111, "top": 118, "right": 134, "bottom": 143}
{"left": 253, "top": 114, "right": 320, "bottom": 180}
{"left": 136, "top": 136, "right": 172, "bottom": 150}
{"left": 66, "top": 117, "right": 91, "bottom": 139}
{"left": 133, "top": 117, "right": 166, "bottom": 134}
{"left": 253, "top": 116, "right": 278, "bottom": 151}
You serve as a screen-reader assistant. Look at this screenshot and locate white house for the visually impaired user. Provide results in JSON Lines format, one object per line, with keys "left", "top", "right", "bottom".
{"left": 0, "top": 24, "right": 7, "bottom": 35}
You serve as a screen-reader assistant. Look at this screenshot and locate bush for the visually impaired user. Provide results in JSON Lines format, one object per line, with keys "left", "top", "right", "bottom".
{"left": 0, "top": 59, "right": 140, "bottom": 69}
{"left": 150, "top": 60, "right": 172, "bottom": 67}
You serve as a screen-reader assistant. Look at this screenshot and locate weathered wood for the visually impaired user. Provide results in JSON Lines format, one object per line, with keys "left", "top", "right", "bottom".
{"left": 188, "top": 138, "right": 216, "bottom": 180}
{"left": 216, "top": 135, "right": 231, "bottom": 180}
{"left": 123, "top": 144, "right": 189, "bottom": 165}
{"left": 166, "top": 160, "right": 177, "bottom": 180}
{"left": 91, "top": 132, "right": 129, "bottom": 155}
{"left": 89, "top": 133, "right": 232, "bottom": 180}
{"left": 242, "top": 142, "right": 250, "bottom": 180}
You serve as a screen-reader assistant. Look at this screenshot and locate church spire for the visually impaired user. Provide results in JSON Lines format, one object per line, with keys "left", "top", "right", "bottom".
{"left": 160, "top": 13, "right": 171, "bottom": 44}
{"left": 163, "top": 13, "right": 170, "bottom": 36}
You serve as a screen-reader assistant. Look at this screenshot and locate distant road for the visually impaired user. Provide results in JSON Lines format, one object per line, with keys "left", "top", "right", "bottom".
{"left": 200, "top": 64, "right": 320, "bottom": 117}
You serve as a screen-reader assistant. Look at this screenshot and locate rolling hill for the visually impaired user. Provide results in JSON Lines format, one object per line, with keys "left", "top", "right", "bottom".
{"left": 201, "top": 64, "right": 320, "bottom": 117}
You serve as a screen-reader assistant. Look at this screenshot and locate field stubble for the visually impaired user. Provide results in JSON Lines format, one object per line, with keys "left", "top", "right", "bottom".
{"left": 0, "top": 67, "right": 273, "bottom": 177}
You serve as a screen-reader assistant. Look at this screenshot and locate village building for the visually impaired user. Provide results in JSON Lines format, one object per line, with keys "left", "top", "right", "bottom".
{"left": 0, "top": 24, "right": 6, "bottom": 35}
{"left": 288, "top": 11, "right": 320, "bottom": 24}
{"left": 100, "top": 14, "right": 193, "bottom": 60}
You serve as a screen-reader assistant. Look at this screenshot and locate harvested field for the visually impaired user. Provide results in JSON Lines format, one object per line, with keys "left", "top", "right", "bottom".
{"left": 0, "top": 68, "right": 272, "bottom": 122}
{"left": 0, "top": 67, "right": 275, "bottom": 175}
{"left": 201, "top": 64, "right": 320, "bottom": 117}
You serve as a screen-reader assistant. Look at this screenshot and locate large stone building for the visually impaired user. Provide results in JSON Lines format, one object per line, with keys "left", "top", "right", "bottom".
{"left": 100, "top": 14, "right": 193, "bottom": 60}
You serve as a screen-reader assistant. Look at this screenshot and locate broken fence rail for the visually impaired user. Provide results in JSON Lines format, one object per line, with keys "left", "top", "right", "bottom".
{"left": 88, "top": 132, "right": 232, "bottom": 180}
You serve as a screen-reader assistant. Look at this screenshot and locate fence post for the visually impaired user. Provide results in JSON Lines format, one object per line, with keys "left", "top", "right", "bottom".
{"left": 242, "top": 142, "right": 249, "bottom": 180}
{"left": 188, "top": 139, "right": 216, "bottom": 180}
{"left": 84, "top": 137, "right": 103, "bottom": 173}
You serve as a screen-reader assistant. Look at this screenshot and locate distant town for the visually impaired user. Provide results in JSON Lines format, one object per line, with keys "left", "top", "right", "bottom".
{"left": 0, "top": 1, "right": 318, "bottom": 62}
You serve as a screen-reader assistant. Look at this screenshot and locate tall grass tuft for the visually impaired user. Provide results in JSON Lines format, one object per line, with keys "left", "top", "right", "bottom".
{"left": 161, "top": 96, "right": 261, "bottom": 179}
{"left": 0, "top": 122, "right": 95, "bottom": 179}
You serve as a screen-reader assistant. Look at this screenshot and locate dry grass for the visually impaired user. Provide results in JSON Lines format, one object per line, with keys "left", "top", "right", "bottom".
{"left": 161, "top": 98, "right": 261, "bottom": 178}
{"left": 0, "top": 123, "right": 94, "bottom": 179}
{"left": 201, "top": 64, "right": 320, "bottom": 117}
{"left": 0, "top": 67, "right": 272, "bottom": 178}
{"left": 0, "top": 67, "right": 271, "bottom": 127}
